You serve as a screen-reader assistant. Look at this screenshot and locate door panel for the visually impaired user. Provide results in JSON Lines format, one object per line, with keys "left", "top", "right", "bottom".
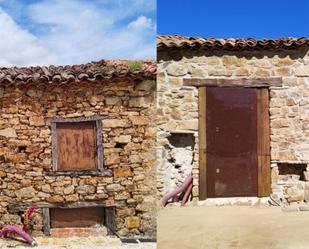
{"left": 50, "top": 207, "right": 104, "bottom": 228}
{"left": 206, "top": 87, "right": 258, "bottom": 197}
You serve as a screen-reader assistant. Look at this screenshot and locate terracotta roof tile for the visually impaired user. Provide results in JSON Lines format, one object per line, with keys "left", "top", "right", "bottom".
{"left": 157, "top": 35, "right": 309, "bottom": 51}
{"left": 0, "top": 60, "right": 156, "bottom": 85}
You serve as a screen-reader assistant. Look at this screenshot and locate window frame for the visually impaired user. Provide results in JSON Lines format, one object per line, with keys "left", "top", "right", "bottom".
{"left": 51, "top": 115, "right": 104, "bottom": 172}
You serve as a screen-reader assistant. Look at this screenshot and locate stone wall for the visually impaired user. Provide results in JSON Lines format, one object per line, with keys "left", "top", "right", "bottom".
{"left": 157, "top": 47, "right": 309, "bottom": 205}
{"left": 0, "top": 79, "right": 156, "bottom": 237}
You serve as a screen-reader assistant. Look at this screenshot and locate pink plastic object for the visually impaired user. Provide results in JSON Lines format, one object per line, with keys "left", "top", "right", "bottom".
{"left": 162, "top": 174, "right": 193, "bottom": 206}
{"left": 181, "top": 182, "right": 193, "bottom": 206}
{"left": 0, "top": 225, "right": 37, "bottom": 246}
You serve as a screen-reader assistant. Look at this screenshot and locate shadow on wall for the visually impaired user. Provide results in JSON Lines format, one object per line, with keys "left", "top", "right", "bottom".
{"left": 158, "top": 47, "right": 309, "bottom": 62}
{"left": 160, "top": 132, "right": 195, "bottom": 194}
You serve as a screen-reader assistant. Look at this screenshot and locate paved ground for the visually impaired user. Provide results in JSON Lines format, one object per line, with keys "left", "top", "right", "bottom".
{"left": 0, "top": 236, "right": 156, "bottom": 249}
{"left": 157, "top": 205, "right": 309, "bottom": 249}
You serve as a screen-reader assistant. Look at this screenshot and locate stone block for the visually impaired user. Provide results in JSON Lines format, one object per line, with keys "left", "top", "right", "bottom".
{"left": 115, "top": 192, "right": 130, "bottom": 200}
{"left": 105, "top": 154, "right": 120, "bottom": 165}
{"left": 282, "top": 205, "right": 299, "bottom": 212}
{"left": 286, "top": 98, "right": 296, "bottom": 106}
{"left": 177, "top": 120, "right": 198, "bottom": 130}
{"left": 166, "top": 63, "right": 188, "bottom": 76}
{"left": 124, "top": 216, "right": 140, "bottom": 229}
{"left": 16, "top": 186, "right": 36, "bottom": 199}
{"left": 208, "top": 69, "right": 233, "bottom": 76}
{"left": 129, "top": 154, "right": 142, "bottom": 163}
{"left": 1, "top": 214, "right": 21, "bottom": 225}
{"left": 129, "top": 116, "right": 149, "bottom": 125}
{"left": 41, "top": 184, "right": 52, "bottom": 193}
{"left": 135, "top": 80, "right": 155, "bottom": 92}
{"left": 26, "top": 89, "right": 37, "bottom": 97}
{"left": 25, "top": 144, "right": 42, "bottom": 154}
{"left": 114, "top": 135, "right": 131, "bottom": 143}
{"left": 254, "top": 68, "right": 271, "bottom": 77}
{"left": 114, "top": 167, "right": 134, "bottom": 177}
{"left": 48, "top": 195, "right": 65, "bottom": 203}
{"left": 235, "top": 67, "right": 249, "bottom": 76}
{"left": 117, "top": 208, "right": 136, "bottom": 217}
{"left": 295, "top": 66, "right": 309, "bottom": 76}
{"left": 39, "top": 129, "right": 50, "bottom": 137}
{"left": 299, "top": 205, "right": 309, "bottom": 211}
{"left": 76, "top": 185, "right": 95, "bottom": 194}
{"left": 105, "top": 96, "right": 122, "bottom": 106}
{"left": 204, "top": 56, "right": 220, "bottom": 65}
{"left": 286, "top": 188, "right": 304, "bottom": 203}
{"left": 129, "top": 97, "right": 152, "bottom": 107}
{"left": 63, "top": 185, "right": 75, "bottom": 195}
{"left": 190, "top": 67, "right": 207, "bottom": 78}
{"left": 275, "top": 57, "right": 294, "bottom": 66}
{"left": 106, "top": 184, "right": 125, "bottom": 192}
{"left": 275, "top": 67, "right": 291, "bottom": 76}
{"left": 29, "top": 116, "right": 45, "bottom": 126}
{"left": 0, "top": 128, "right": 17, "bottom": 138}
{"left": 118, "top": 228, "right": 129, "bottom": 236}
{"left": 104, "top": 119, "right": 129, "bottom": 128}
{"left": 145, "top": 127, "right": 156, "bottom": 137}
{"left": 65, "top": 194, "right": 79, "bottom": 202}
{"left": 0, "top": 171, "right": 7, "bottom": 177}
{"left": 222, "top": 56, "right": 238, "bottom": 66}
{"left": 20, "top": 179, "right": 32, "bottom": 187}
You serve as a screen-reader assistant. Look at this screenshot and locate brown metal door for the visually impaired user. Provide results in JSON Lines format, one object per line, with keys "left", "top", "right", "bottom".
{"left": 206, "top": 87, "right": 258, "bottom": 197}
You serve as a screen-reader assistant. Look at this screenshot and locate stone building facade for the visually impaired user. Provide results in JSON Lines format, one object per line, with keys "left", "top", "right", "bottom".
{"left": 157, "top": 35, "right": 309, "bottom": 207}
{"left": 0, "top": 60, "right": 157, "bottom": 237}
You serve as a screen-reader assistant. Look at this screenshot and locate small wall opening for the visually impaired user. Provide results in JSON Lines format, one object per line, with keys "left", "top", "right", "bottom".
{"left": 17, "top": 146, "right": 27, "bottom": 153}
{"left": 50, "top": 207, "right": 104, "bottom": 228}
{"left": 168, "top": 132, "right": 195, "bottom": 149}
{"left": 45, "top": 206, "right": 115, "bottom": 237}
{"left": 278, "top": 163, "right": 307, "bottom": 181}
{"left": 115, "top": 142, "right": 126, "bottom": 149}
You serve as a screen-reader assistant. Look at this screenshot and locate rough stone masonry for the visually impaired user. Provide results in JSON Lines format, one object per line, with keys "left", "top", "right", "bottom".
{"left": 0, "top": 60, "right": 157, "bottom": 238}
{"left": 157, "top": 35, "right": 309, "bottom": 207}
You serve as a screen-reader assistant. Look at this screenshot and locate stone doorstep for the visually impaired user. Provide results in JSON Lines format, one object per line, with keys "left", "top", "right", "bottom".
{"left": 120, "top": 238, "right": 157, "bottom": 244}
{"left": 299, "top": 205, "right": 309, "bottom": 211}
{"left": 50, "top": 227, "right": 108, "bottom": 238}
{"left": 194, "top": 197, "right": 270, "bottom": 207}
{"left": 282, "top": 204, "right": 309, "bottom": 212}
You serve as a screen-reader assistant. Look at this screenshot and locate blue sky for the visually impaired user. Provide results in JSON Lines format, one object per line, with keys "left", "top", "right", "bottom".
{"left": 0, "top": 0, "right": 156, "bottom": 66}
{"left": 158, "top": 0, "right": 309, "bottom": 38}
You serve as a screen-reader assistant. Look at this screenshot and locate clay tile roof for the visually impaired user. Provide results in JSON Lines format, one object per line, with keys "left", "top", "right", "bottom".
{"left": 157, "top": 35, "right": 309, "bottom": 51}
{"left": 0, "top": 60, "right": 156, "bottom": 85}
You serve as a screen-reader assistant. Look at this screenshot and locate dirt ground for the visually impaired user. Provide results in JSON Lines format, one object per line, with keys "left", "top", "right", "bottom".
{"left": 157, "top": 205, "right": 309, "bottom": 249}
{"left": 0, "top": 236, "right": 156, "bottom": 249}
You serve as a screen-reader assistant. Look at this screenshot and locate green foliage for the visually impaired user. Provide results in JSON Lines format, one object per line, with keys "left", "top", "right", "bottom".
{"left": 128, "top": 61, "right": 143, "bottom": 71}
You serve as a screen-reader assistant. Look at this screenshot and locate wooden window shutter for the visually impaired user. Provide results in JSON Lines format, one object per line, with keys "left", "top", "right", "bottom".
{"left": 56, "top": 122, "right": 97, "bottom": 171}
{"left": 50, "top": 208, "right": 104, "bottom": 228}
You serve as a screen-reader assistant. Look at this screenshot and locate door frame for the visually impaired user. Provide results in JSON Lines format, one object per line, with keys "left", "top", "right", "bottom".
{"left": 184, "top": 77, "right": 282, "bottom": 200}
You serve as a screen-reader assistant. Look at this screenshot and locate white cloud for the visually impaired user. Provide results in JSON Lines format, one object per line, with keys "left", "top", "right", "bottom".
{"left": 0, "top": 0, "right": 156, "bottom": 67}
{"left": 0, "top": 8, "right": 54, "bottom": 67}
{"left": 128, "top": 16, "right": 155, "bottom": 30}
